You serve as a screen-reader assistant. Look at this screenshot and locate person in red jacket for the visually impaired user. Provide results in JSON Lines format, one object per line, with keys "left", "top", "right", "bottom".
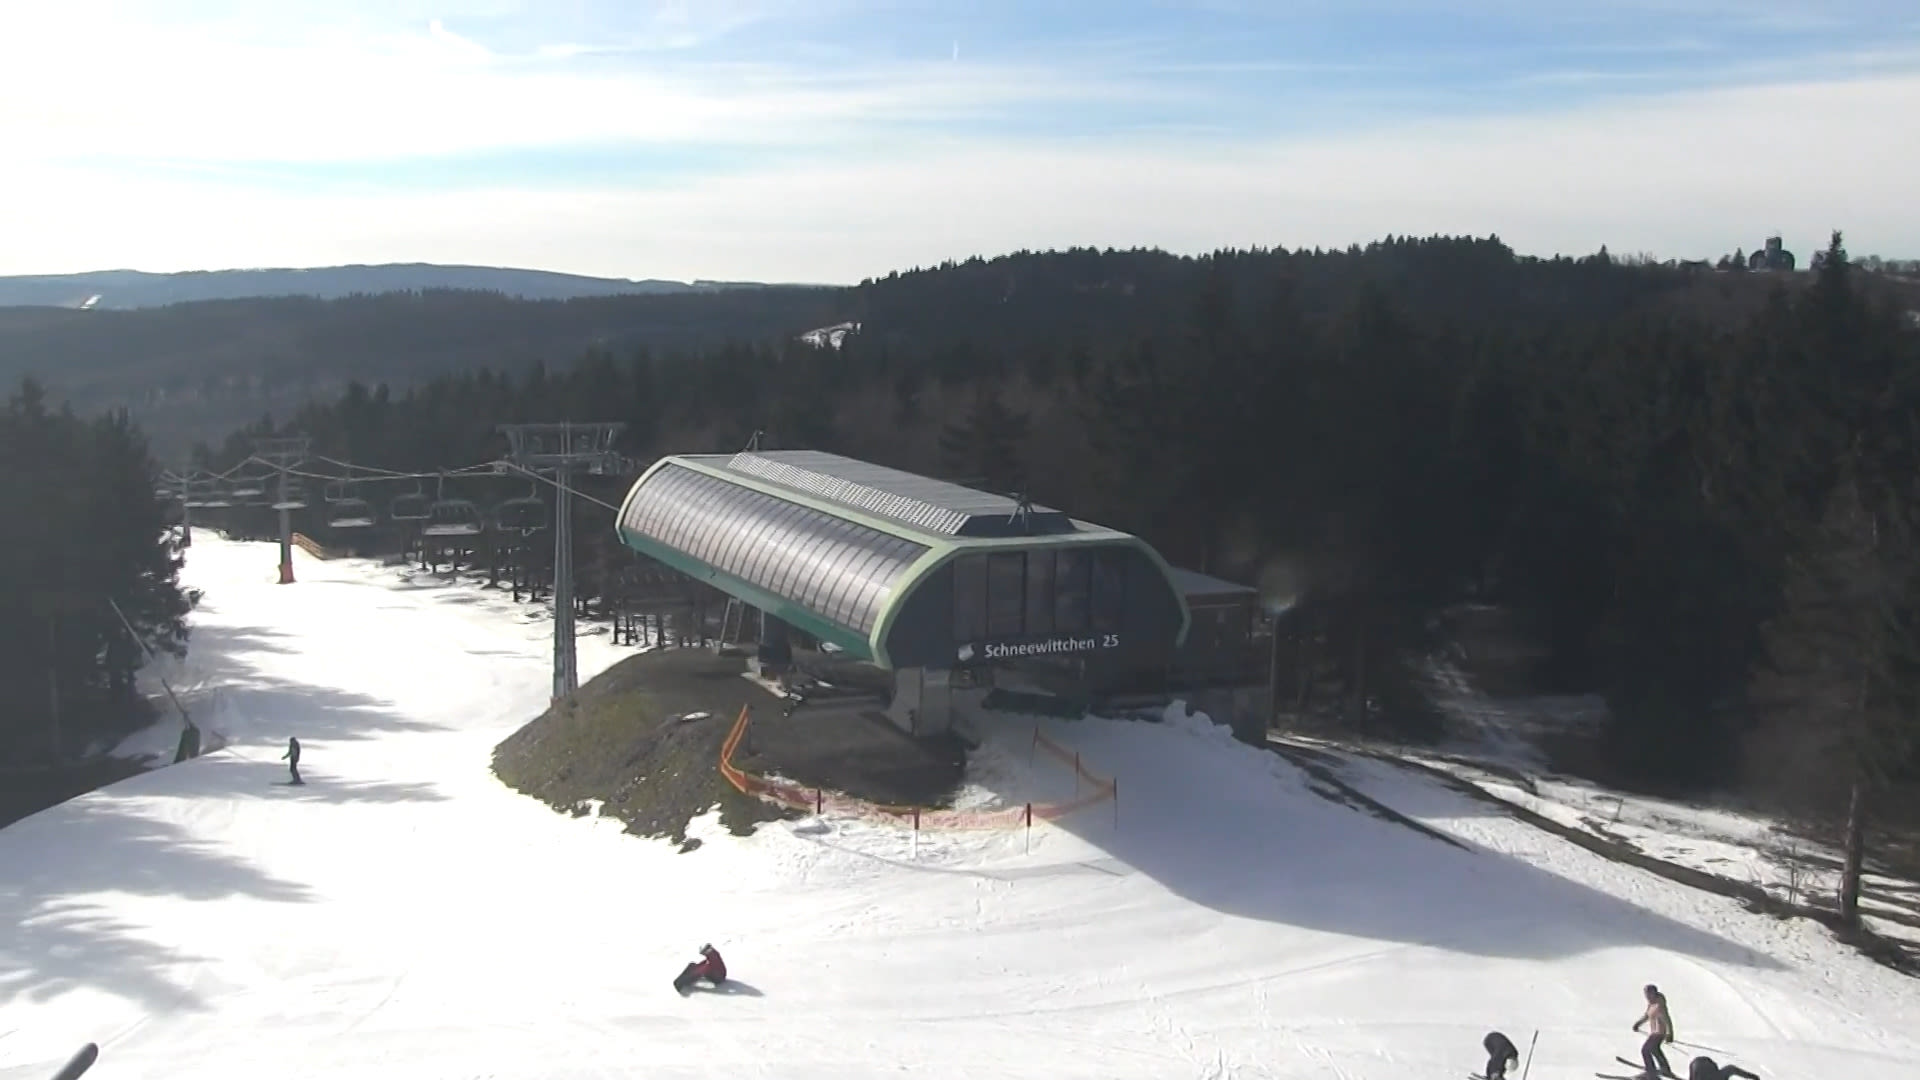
{"left": 675, "top": 944, "right": 727, "bottom": 993}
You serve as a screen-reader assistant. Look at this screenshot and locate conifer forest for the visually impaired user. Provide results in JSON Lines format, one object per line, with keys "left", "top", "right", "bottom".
{"left": 5, "top": 234, "right": 1919, "bottom": 868}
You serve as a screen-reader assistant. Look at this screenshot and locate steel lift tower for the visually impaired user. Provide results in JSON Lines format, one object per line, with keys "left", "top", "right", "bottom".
{"left": 498, "top": 422, "right": 625, "bottom": 703}
{"left": 251, "top": 436, "right": 312, "bottom": 584}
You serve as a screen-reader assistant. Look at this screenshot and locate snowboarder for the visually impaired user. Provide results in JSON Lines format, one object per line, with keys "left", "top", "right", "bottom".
{"left": 673, "top": 943, "right": 727, "bottom": 994}
{"left": 1481, "top": 1030, "right": 1520, "bottom": 1080}
{"left": 1631, "top": 983, "right": 1675, "bottom": 1078}
{"left": 1688, "top": 1055, "right": 1758, "bottom": 1080}
{"left": 282, "top": 736, "right": 302, "bottom": 785}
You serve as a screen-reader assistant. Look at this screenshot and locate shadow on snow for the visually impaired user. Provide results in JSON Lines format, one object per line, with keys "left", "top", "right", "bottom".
{"left": 0, "top": 797, "right": 310, "bottom": 1014}
{"left": 976, "top": 714, "right": 1787, "bottom": 973}
{"left": 177, "top": 623, "right": 447, "bottom": 746}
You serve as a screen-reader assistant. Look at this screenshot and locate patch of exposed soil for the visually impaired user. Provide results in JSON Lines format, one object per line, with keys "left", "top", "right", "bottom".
{"left": 492, "top": 648, "right": 970, "bottom": 848}
{"left": 491, "top": 649, "right": 795, "bottom": 850}
{"left": 730, "top": 703, "right": 967, "bottom": 809}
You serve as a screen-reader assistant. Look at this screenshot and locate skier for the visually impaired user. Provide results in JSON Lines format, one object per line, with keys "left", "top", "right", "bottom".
{"left": 1688, "top": 1056, "right": 1758, "bottom": 1080}
{"left": 674, "top": 943, "right": 727, "bottom": 994}
{"left": 1631, "top": 983, "right": 1675, "bottom": 1078}
{"left": 282, "top": 736, "right": 302, "bottom": 785}
{"left": 1481, "top": 1030, "right": 1520, "bottom": 1080}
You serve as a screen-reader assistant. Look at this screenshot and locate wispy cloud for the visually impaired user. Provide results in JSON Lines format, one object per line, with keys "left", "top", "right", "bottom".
{"left": 1, "top": 0, "right": 1916, "bottom": 278}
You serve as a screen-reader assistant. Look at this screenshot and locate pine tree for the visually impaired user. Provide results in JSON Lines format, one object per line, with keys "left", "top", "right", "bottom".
{"left": 0, "top": 384, "right": 194, "bottom": 765}
{"left": 938, "top": 382, "right": 1030, "bottom": 495}
{"left": 1748, "top": 470, "right": 1909, "bottom": 922}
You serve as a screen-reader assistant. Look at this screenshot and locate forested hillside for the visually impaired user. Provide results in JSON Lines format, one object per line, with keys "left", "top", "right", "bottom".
{"left": 9, "top": 238, "right": 1905, "bottom": 461}
{"left": 0, "top": 286, "right": 843, "bottom": 456}
{"left": 191, "top": 235, "right": 1920, "bottom": 843}
{"left": 0, "top": 263, "right": 749, "bottom": 310}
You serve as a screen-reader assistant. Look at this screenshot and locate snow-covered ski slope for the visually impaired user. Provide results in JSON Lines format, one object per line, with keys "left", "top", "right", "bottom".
{"left": 3, "top": 536, "right": 1917, "bottom": 1080}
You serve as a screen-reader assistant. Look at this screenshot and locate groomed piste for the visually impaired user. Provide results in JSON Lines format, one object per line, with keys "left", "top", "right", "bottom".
{"left": 2, "top": 535, "right": 1917, "bottom": 1080}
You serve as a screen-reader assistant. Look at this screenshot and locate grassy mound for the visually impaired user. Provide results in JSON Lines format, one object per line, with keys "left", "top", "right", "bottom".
{"left": 491, "top": 649, "right": 797, "bottom": 850}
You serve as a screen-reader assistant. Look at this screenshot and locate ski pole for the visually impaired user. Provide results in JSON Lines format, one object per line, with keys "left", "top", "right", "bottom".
{"left": 1670, "top": 1038, "right": 1733, "bottom": 1056}
{"left": 1519, "top": 1029, "right": 1538, "bottom": 1080}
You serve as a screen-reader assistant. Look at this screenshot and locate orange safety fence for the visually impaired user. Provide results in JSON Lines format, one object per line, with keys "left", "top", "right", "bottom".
{"left": 718, "top": 704, "right": 1118, "bottom": 831}
{"left": 290, "top": 533, "right": 340, "bottom": 560}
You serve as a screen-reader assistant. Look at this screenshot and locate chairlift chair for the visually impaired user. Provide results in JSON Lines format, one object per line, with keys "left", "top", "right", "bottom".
{"left": 493, "top": 485, "right": 548, "bottom": 534}
{"left": 222, "top": 479, "right": 270, "bottom": 506}
{"left": 327, "top": 497, "right": 377, "bottom": 529}
{"left": 390, "top": 486, "right": 432, "bottom": 522}
{"left": 416, "top": 472, "right": 483, "bottom": 537}
{"left": 422, "top": 497, "right": 484, "bottom": 537}
{"left": 271, "top": 482, "right": 309, "bottom": 512}
{"left": 189, "top": 481, "right": 232, "bottom": 509}
{"left": 323, "top": 479, "right": 350, "bottom": 503}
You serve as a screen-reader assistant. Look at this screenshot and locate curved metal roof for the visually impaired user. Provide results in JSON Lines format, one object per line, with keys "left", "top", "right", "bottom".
{"left": 616, "top": 461, "right": 930, "bottom": 642}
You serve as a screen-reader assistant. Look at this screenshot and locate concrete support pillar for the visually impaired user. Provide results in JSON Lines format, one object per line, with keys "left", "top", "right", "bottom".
{"left": 755, "top": 614, "right": 793, "bottom": 676}
{"left": 887, "top": 667, "right": 955, "bottom": 736}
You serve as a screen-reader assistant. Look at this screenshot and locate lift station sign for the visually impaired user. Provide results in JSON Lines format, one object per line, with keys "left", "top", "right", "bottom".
{"left": 958, "top": 633, "right": 1121, "bottom": 663}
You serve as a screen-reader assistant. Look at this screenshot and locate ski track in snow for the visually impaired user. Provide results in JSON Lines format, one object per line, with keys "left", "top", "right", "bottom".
{"left": 0, "top": 535, "right": 1915, "bottom": 1080}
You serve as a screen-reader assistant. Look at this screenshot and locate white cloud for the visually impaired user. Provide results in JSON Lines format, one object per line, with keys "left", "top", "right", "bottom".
{"left": 0, "top": 10, "right": 1193, "bottom": 164}
{"left": 6, "top": 72, "right": 1915, "bottom": 281}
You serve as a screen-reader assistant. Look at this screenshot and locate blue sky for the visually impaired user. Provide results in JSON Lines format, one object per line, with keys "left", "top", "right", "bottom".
{"left": 3, "top": 1, "right": 1916, "bottom": 281}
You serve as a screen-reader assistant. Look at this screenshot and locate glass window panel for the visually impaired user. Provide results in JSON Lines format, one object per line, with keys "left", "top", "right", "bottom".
{"left": 1054, "top": 549, "right": 1090, "bottom": 634}
{"left": 952, "top": 555, "right": 988, "bottom": 642}
{"left": 1091, "top": 548, "right": 1126, "bottom": 633}
{"left": 986, "top": 552, "right": 1026, "bottom": 637}
{"left": 1025, "top": 549, "right": 1055, "bottom": 636}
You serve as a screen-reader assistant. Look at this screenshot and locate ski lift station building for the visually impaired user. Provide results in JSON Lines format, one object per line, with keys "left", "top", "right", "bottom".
{"left": 613, "top": 450, "right": 1261, "bottom": 736}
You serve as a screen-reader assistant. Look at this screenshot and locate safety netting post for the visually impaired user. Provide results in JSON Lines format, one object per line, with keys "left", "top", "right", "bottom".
{"left": 911, "top": 807, "right": 921, "bottom": 860}
{"left": 815, "top": 788, "right": 823, "bottom": 816}
{"left": 1024, "top": 802, "right": 1033, "bottom": 854}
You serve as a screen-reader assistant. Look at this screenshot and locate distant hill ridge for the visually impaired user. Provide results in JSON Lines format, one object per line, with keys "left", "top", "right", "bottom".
{"left": 0, "top": 263, "right": 785, "bottom": 310}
